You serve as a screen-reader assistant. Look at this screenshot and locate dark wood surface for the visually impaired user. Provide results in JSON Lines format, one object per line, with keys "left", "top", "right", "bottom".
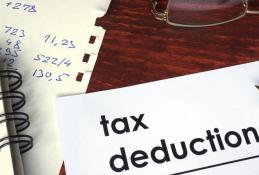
{"left": 59, "top": 0, "right": 259, "bottom": 174}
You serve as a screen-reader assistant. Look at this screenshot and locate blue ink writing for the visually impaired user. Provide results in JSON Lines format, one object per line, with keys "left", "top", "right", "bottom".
{"left": 44, "top": 35, "right": 76, "bottom": 49}
{"left": 33, "top": 69, "right": 70, "bottom": 82}
{"left": 6, "top": 2, "right": 37, "bottom": 13}
{"left": 33, "top": 54, "right": 72, "bottom": 67}
{"left": 5, "top": 26, "right": 25, "bottom": 37}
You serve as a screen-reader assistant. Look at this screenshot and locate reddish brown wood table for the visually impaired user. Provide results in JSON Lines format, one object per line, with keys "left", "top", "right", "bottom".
{"left": 59, "top": 0, "right": 259, "bottom": 174}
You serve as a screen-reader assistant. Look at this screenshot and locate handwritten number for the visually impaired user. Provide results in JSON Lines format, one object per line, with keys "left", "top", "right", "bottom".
{"left": 19, "top": 30, "right": 25, "bottom": 37}
{"left": 7, "top": 2, "right": 37, "bottom": 12}
{"left": 52, "top": 58, "right": 58, "bottom": 65}
{"left": 33, "top": 69, "right": 37, "bottom": 76}
{"left": 38, "top": 69, "right": 44, "bottom": 78}
{"left": 33, "top": 54, "right": 71, "bottom": 67}
{"left": 44, "top": 35, "right": 51, "bottom": 43}
{"left": 56, "top": 73, "right": 69, "bottom": 82}
{"left": 61, "top": 39, "right": 68, "bottom": 46}
{"left": 6, "top": 2, "right": 12, "bottom": 7}
{"left": 13, "top": 3, "right": 22, "bottom": 9}
{"left": 56, "top": 75, "right": 62, "bottom": 81}
{"left": 5, "top": 27, "right": 26, "bottom": 37}
{"left": 23, "top": 4, "right": 30, "bottom": 10}
{"left": 64, "top": 60, "right": 71, "bottom": 67}
{"left": 51, "top": 36, "right": 57, "bottom": 44}
{"left": 44, "top": 35, "right": 76, "bottom": 49}
{"left": 45, "top": 72, "right": 52, "bottom": 78}
{"left": 3, "top": 48, "right": 19, "bottom": 57}
{"left": 5, "top": 26, "right": 12, "bottom": 33}
{"left": 12, "top": 51, "right": 19, "bottom": 57}
{"left": 5, "top": 48, "right": 11, "bottom": 56}
{"left": 10, "top": 28, "right": 18, "bottom": 35}
{"left": 33, "top": 69, "right": 69, "bottom": 82}
{"left": 34, "top": 54, "right": 42, "bottom": 61}
{"left": 62, "top": 39, "right": 76, "bottom": 48}
{"left": 42, "top": 56, "right": 51, "bottom": 63}
{"left": 14, "top": 40, "right": 21, "bottom": 49}
{"left": 34, "top": 54, "right": 43, "bottom": 61}
{"left": 6, "top": 39, "right": 12, "bottom": 46}
{"left": 69, "top": 41, "right": 76, "bottom": 48}
{"left": 3, "top": 26, "right": 25, "bottom": 69}
{"left": 7, "top": 59, "right": 15, "bottom": 67}
{"left": 28, "top": 5, "right": 37, "bottom": 12}
{"left": 37, "top": 69, "right": 44, "bottom": 78}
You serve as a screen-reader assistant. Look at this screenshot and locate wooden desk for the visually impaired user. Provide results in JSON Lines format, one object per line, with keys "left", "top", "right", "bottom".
{"left": 59, "top": 0, "right": 259, "bottom": 174}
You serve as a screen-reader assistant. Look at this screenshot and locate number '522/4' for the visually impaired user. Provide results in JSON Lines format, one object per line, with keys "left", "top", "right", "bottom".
{"left": 33, "top": 54, "right": 72, "bottom": 67}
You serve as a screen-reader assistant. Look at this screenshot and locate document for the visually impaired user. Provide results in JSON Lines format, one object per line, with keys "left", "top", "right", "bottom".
{"left": 57, "top": 61, "right": 259, "bottom": 175}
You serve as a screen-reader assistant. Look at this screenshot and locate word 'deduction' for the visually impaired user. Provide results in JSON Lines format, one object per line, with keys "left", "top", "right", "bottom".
{"left": 104, "top": 114, "right": 259, "bottom": 173}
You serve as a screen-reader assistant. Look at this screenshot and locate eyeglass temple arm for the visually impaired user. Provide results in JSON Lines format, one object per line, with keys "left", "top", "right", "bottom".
{"left": 247, "top": 10, "right": 259, "bottom": 14}
{"left": 246, "top": 0, "right": 259, "bottom": 14}
{"left": 151, "top": 0, "right": 167, "bottom": 21}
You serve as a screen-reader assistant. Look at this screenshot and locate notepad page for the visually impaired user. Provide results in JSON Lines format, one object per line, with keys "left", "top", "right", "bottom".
{"left": 0, "top": 1, "right": 111, "bottom": 175}
{"left": 0, "top": 1, "right": 110, "bottom": 94}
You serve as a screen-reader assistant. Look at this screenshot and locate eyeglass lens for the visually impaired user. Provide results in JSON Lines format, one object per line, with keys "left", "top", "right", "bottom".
{"left": 167, "top": 0, "right": 247, "bottom": 26}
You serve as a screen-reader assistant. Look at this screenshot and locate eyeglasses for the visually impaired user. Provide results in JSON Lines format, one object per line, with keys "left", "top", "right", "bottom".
{"left": 151, "top": 0, "right": 259, "bottom": 27}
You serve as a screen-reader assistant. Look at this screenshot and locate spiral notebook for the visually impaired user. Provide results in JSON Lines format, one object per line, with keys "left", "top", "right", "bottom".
{"left": 0, "top": 66, "right": 33, "bottom": 175}
{"left": 0, "top": 0, "right": 112, "bottom": 175}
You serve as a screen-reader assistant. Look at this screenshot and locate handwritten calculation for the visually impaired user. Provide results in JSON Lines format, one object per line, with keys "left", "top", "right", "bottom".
{"left": 5, "top": 26, "right": 25, "bottom": 38}
{"left": 33, "top": 54, "right": 72, "bottom": 67}
{"left": 1, "top": 39, "right": 21, "bottom": 57}
{"left": 6, "top": 2, "right": 37, "bottom": 13}
{"left": 33, "top": 68, "right": 70, "bottom": 82}
{"left": 44, "top": 35, "right": 76, "bottom": 49}
{"left": 1, "top": 26, "right": 25, "bottom": 70}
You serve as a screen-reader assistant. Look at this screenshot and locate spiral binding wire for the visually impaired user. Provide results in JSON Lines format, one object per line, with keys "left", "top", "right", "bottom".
{"left": 0, "top": 70, "right": 33, "bottom": 153}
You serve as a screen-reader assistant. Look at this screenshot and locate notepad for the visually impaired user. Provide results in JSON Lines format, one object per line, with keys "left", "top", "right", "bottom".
{"left": 0, "top": 64, "right": 32, "bottom": 175}
{"left": 57, "top": 61, "right": 259, "bottom": 175}
{"left": 0, "top": 1, "right": 111, "bottom": 175}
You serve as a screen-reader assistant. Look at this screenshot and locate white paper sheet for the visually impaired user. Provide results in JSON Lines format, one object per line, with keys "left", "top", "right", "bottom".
{"left": 0, "top": 1, "right": 111, "bottom": 175}
{"left": 57, "top": 61, "right": 259, "bottom": 175}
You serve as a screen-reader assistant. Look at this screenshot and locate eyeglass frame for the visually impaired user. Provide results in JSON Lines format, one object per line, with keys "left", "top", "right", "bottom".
{"left": 151, "top": 0, "right": 259, "bottom": 27}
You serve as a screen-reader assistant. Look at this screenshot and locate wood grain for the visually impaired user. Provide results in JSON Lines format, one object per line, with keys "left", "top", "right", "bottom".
{"left": 60, "top": 0, "right": 259, "bottom": 174}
